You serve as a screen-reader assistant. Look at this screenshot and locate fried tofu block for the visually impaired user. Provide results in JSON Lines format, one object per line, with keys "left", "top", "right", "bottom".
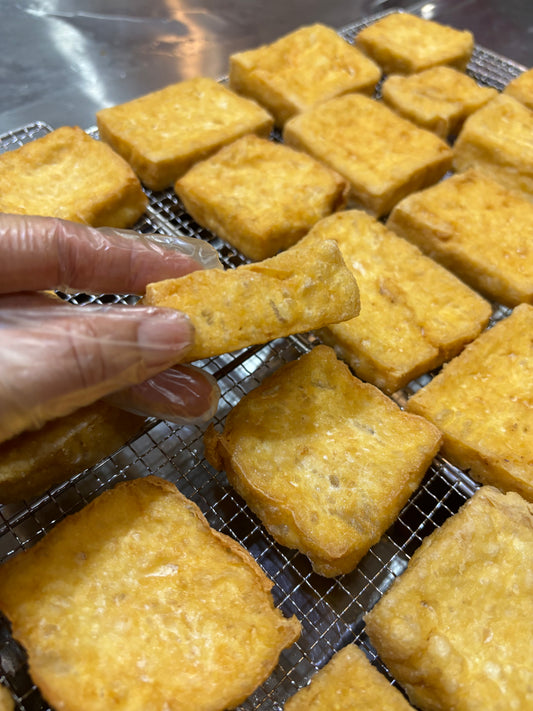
{"left": 96, "top": 77, "right": 274, "bottom": 191}
{"left": 0, "top": 685, "right": 14, "bottom": 711}
{"left": 365, "top": 486, "right": 533, "bottom": 711}
{"left": 355, "top": 12, "right": 474, "bottom": 75}
{"left": 453, "top": 94, "right": 533, "bottom": 202}
{"left": 283, "top": 93, "right": 452, "bottom": 217}
{"left": 306, "top": 211, "right": 491, "bottom": 393}
{"left": 285, "top": 644, "right": 414, "bottom": 710}
{"left": 382, "top": 66, "right": 497, "bottom": 138}
{"left": 205, "top": 345, "right": 441, "bottom": 577}
{"left": 0, "top": 403, "right": 145, "bottom": 504}
{"left": 387, "top": 170, "right": 533, "bottom": 307}
{"left": 175, "top": 135, "right": 349, "bottom": 261}
{"left": 144, "top": 237, "right": 360, "bottom": 362}
{"left": 503, "top": 67, "right": 533, "bottom": 111}
{"left": 229, "top": 23, "right": 381, "bottom": 126}
{"left": 0, "top": 476, "right": 301, "bottom": 711}
{"left": 0, "top": 126, "right": 147, "bottom": 228}
{"left": 406, "top": 304, "right": 533, "bottom": 501}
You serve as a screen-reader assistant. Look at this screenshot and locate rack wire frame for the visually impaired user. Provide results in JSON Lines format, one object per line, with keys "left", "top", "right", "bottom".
{"left": 0, "top": 9, "right": 526, "bottom": 710}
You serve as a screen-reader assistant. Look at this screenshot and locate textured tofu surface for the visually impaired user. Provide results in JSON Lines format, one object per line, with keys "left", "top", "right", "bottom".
{"left": 503, "top": 67, "right": 533, "bottom": 111}
{"left": 175, "top": 135, "right": 349, "bottom": 260}
{"left": 96, "top": 77, "right": 273, "bottom": 190}
{"left": 382, "top": 66, "right": 497, "bottom": 138}
{"left": 406, "top": 304, "right": 533, "bottom": 501}
{"left": 0, "top": 476, "right": 301, "bottom": 711}
{"left": 283, "top": 93, "right": 452, "bottom": 217}
{"left": 307, "top": 211, "right": 491, "bottom": 393}
{"left": 365, "top": 486, "right": 533, "bottom": 711}
{"left": 355, "top": 12, "right": 474, "bottom": 74}
{"left": 204, "top": 345, "right": 441, "bottom": 577}
{"left": 387, "top": 169, "right": 533, "bottom": 307}
{"left": 0, "top": 126, "right": 147, "bottom": 228}
{"left": 0, "top": 403, "right": 144, "bottom": 504}
{"left": 285, "top": 644, "right": 414, "bottom": 710}
{"left": 229, "top": 23, "right": 381, "bottom": 126}
{"left": 144, "top": 236, "right": 360, "bottom": 362}
{"left": 453, "top": 94, "right": 533, "bottom": 202}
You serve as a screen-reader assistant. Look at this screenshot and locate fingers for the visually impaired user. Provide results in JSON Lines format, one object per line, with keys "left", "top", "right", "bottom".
{"left": 0, "top": 214, "right": 221, "bottom": 295}
{"left": 106, "top": 365, "right": 220, "bottom": 424}
{"left": 0, "top": 298, "right": 195, "bottom": 442}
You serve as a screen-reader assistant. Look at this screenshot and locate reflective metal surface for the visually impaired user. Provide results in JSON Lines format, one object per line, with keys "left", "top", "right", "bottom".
{"left": 1, "top": 0, "right": 532, "bottom": 135}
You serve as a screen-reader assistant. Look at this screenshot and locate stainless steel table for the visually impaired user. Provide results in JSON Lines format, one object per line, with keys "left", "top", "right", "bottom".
{"left": 1, "top": 0, "right": 531, "bottom": 135}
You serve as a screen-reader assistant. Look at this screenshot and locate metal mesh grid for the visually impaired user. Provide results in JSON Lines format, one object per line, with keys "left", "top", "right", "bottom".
{"left": 0, "top": 9, "right": 525, "bottom": 710}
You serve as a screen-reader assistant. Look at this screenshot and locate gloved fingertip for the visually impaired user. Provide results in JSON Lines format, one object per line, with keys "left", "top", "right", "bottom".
{"left": 137, "top": 310, "right": 194, "bottom": 369}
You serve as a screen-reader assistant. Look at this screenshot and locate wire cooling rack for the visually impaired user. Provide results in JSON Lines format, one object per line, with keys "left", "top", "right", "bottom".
{"left": 0, "top": 9, "right": 526, "bottom": 710}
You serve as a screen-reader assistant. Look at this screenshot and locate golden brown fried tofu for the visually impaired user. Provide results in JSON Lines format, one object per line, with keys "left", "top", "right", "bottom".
{"left": 0, "top": 685, "right": 14, "bottom": 711}
{"left": 205, "top": 345, "right": 441, "bottom": 577}
{"left": 382, "top": 66, "right": 497, "bottom": 138}
{"left": 175, "top": 135, "right": 349, "bottom": 261}
{"left": 0, "top": 476, "right": 301, "bottom": 711}
{"left": 503, "top": 67, "right": 533, "bottom": 111}
{"left": 0, "top": 126, "right": 147, "bottom": 228}
{"left": 96, "top": 77, "right": 273, "bottom": 190}
{"left": 453, "top": 93, "right": 533, "bottom": 202}
{"left": 229, "top": 23, "right": 381, "bottom": 126}
{"left": 283, "top": 93, "right": 452, "bottom": 217}
{"left": 144, "top": 236, "right": 360, "bottom": 362}
{"left": 285, "top": 644, "right": 414, "bottom": 710}
{"left": 406, "top": 304, "right": 533, "bottom": 501}
{"left": 365, "top": 486, "right": 533, "bottom": 711}
{"left": 387, "top": 169, "right": 533, "bottom": 307}
{"left": 0, "top": 403, "right": 144, "bottom": 504}
{"left": 304, "top": 211, "right": 491, "bottom": 393}
{"left": 355, "top": 12, "right": 474, "bottom": 74}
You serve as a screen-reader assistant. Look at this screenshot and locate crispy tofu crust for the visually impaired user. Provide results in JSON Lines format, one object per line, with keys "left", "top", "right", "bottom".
{"left": 365, "top": 486, "right": 533, "bottom": 711}
{"left": 285, "top": 644, "right": 414, "bottom": 710}
{"left": 306, "top": 211, "right": 491, "bottom": 393}
{"left": 382, "top": 66, "right": 497, "bottom": 138}
{"left": 283, "top": 93, "right": 452, "bottom": 217}
{"left": 0, "top": 126, "right": 147, "bottom": 228}
{"left": 453, "top": 94, "right": 533, "bottom": 202}
{"left": 406, "top": 304, "right": 533, "bottom": 501}
{"left": 229, "top": 23, "right": 381, "bottom": 126}
{"left": 503, "top": 67, "right": 533, "bottom": 111}
{"left": 175, "top": 135, "right": 349, "bottom": 260}
{"left": 144, "top": 237, "right": 360, "bottom": 362}
{"left": 387, "top": 169, "right": 533, "bottom": 307}
{"left": 0, "top": 403, "right": 144, "bottom": 504}
{"left": 204, "top": 345, "right": 441, "bottom": 577}
{"left": 0, "top": 685, "right": 14, "bottom": 711}
{"left": 96, "top": 77, "right": 274, "bottom": 190}
{"left": 355, "top": 12, "right": 474, "bottom": 75}
{"left": 0, "top": 476, "right": 301, "bottom": 711}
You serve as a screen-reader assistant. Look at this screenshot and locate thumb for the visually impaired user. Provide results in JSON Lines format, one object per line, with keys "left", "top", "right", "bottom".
{"left": 0, "top": 300, "right": 194, "bottom": 442}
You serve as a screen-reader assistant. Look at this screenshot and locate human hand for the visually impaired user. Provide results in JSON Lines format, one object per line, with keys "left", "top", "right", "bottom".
{"left": 0, "top": 214, "right": 222, "bottom": 443}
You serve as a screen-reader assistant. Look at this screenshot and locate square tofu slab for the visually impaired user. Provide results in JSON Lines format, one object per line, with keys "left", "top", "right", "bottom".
{"left": 406, "top": 304, "right": 533, "bottom": 501}
{"left": 453, "top": 93, "right": 533, "bottom": 202}
{"left": 285, "top": 644, "right": 414, "bottom": 710}
{"left": 306, "top": 211, "right": 491, "bottom": 393}
{"left": 382, "top": 66, "right": 497, "bottom": 138}
{"left": 0, "top": 126, "right": 147, "bottom": 228}
{"left": 205, "top": 345, "right": 441, "bottom": 577}
{"left": 283, "top": 93, "right": 452, "bottom": 217}
{"left": 229, "top": 23, "right": 381, "bottom": 126}
{"left": 355, "top": 12, "right": 474, "bottom": 75}
{"left": 387, "top": 169, "right": 533, "bottom": 307}
{"left": 144, "top": 236, "right": 360, "bottom": 362}
{"left": 503, "top": 67, "right": 533, "bottom": 111}
{"left": 365, "top": 486, "right": 533, "bottom": 711}
{"left": 0, "top": 476, "right": 301, "bottom": 711}
{"left": 175, "top": 135, "right": 349, "bottom": 260}
{"left": 96, "top": 77, "right": 273, "bottom": 190}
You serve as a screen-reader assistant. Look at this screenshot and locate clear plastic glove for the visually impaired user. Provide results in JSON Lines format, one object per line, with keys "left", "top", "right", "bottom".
{"left": 0, "top": 214, "right": 222, "bottom": 443}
